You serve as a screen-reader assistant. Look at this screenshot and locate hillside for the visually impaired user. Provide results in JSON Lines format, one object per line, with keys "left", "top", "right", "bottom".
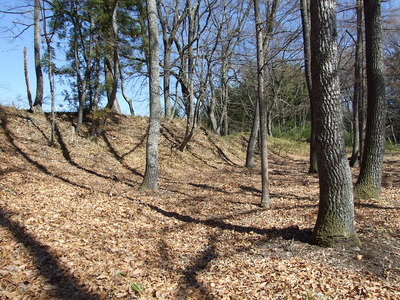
{"left": 0, "top": 105, "right": 399, "bottom": 299}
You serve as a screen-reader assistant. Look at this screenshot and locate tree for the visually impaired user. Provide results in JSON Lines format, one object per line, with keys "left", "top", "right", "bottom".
{"left": 310, "top": 0, "right": 360, "bottom": 248}
{"left": 104, "top": 0, "right": 122, "bottom": 114}
{"left": 254, "top": 0, "right": 270, "bottom": 208}
{"left": 354, "top": 0, "right": 386, "bottom": 199}
{"left": 246, "top": 0, "right": 279, "bottom": 170}
{"left": 140, "top": 0, "right": 161, "bottom": 191}
{"left": 33, "top": 0, "right": 43, "bottom": 112}
{"left": 300, "top": 0, "right": 317, "bottom": 174}
{"left": 41, "top": 0, "right": 56, "bottom": 145}
{"left": 157, "top": 0, "right": 187, "bottom": 119}
{"left": 23, "top": 46, "right": 34, "bottom": 112}
{"left": 349, "top": 0, "right": 365, "bottom": 167}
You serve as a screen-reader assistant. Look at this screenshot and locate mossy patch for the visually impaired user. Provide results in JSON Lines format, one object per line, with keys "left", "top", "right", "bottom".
{"left": 354, "top": 183, "right": 379, "bottom": 200}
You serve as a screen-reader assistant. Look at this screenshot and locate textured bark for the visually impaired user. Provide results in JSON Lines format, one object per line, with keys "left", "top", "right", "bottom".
{"left": 310, "top": 0, "right": 360, "bottom": 248}
{"left": 33, "top": 0, "right": 43, "bottom": 112}
{"left": 140, "top": 0, "right": 161, "bottom": 191}
{"left": 300, "top": 0, "right": 317, "bottom": 174}
{"left": 355, "top": 0, "right": 386, "bottom": 200}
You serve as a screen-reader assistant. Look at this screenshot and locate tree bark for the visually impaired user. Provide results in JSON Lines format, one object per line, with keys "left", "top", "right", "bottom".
{"left": 140, "top": 0, "right": 161, "bottom": 191}
{"left": 105, "top": 0, "right": 121, "bottom": 114}
{"left": 350, "top": 0, "right": 364, "bottom": 168}
{"left": 254, "top": 0, "right": 270, "bottom": 208}
{"left": 23, "top": 46, "right": 33, "bottom": 112}
{"left": 246, "top": 96, "right": 259, "bottom": 168}
{"left": 310, "top": 0, "right": 360, "bottom": 248}
{"left": 300, "top": 0, "right": 317, "bottom": 174}
{"left": 355, "top": 0, "right": 386, "bottom": 199}
{"left": 42, "top": 2, "right": 56, "bottom": 146}
{"left": 33, "top": 0, "right": 43, "bottom": 112}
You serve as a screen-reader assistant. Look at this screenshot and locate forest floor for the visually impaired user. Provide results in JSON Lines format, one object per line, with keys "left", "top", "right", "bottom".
{"left": 0, "top": 105, "right": 399, "bottom": 299}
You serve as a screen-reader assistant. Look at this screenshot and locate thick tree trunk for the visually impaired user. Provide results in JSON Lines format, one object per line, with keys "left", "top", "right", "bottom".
{"left": 300, "top": 0, "right": 317, "bottom": 174}
{"left": 33, "top": 0, "right": 43, "bottom": 112}
{"left": 140, "top": 0, "right": 161, "bottom": 191}
{"left": 355, "top": 0, "right": 386, "bottom": 199}
{"left": 310, "top": 0, "right": 360, "bottom": 248}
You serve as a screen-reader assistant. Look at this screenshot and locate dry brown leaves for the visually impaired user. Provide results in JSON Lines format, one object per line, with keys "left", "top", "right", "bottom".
{"left": 0, "top": 106, "right": 399, "bottom": 299}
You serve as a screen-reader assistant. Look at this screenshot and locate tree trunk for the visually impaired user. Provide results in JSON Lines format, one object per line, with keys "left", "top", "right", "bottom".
{"left": 163, "top": 41, "right": 172, "bottom": 119}
{"left": 254, "top": 0, "right": 270, "bottom": 208}
{"left": 300, "top": 0, "right": 317, "bottom": 174}
{"left": 105, "top": 0, "right": 121, "bottom": 114}
{"left": 119, "top": 65, "right": 135, "bottom": 116}
{"left": 33, "top": 0, "right": 43, "bottom": 112}
{"left": 246, "top": 99, "right": 259, "bottom": 168}
{"left": 140, "top": 0, "right": 161, "bottom": 191}
{"left": 24, "top": 46, "right": 33, "bottom": 112}
{"left": 42, "top": 8, "right": 56, "bottom": 146}
{"left": 76, "top": 10, "right": 95, "bottom": 133}
{"left": 310, "top": 0, "right": 360, "bottom": 248}
{"left": 350, "top": 0, "right": 364, "bottom": 168}
{"left": 355, "top": 0, "right": 386, "bottom": 200}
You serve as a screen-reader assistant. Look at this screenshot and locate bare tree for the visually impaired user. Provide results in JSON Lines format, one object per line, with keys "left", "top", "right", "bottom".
{"left": 33, "top": 0, "right": 43, "bottom": 112}
{"left": 310, "top": 0, "right": 360, "bottom": 247}
{"left": 140, "top": 0, "right": 162, "bottom": 191}
{"left": 300, "top": 0, "right": 317, "bottom": 174}
{"left": 254, "top": 0, "right": 270, "bottom": 208}
{"left": 23, "top": 46, "right": 33, "bottom": 112}
{"left": 349, "top": 0, "right": 365, "bottom": 167}
{"left": 105, "top": 0, "right": 121, "bottom": 114}
{"left": 157, "top": 0, "right": 187, "bottom": 119}
{"left": 246, "top": 0, "right": 279, "bottom": 170}
{"left": 41, "top": 0, "right": 56, "bottom": 145}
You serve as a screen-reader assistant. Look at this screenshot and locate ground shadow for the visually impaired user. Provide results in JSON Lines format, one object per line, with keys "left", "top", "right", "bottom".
{"left": 201, "top": 128, "right": 239, "bottom": 167}
{"left": 53, "top": 122, "right": 133, "bottom": 184}
{"left": 142, "top": 202, "right": 312, "bottom": 244}
{"left": 0, "top": 208, "right": 99, "bottom": 299}
{"left": 0, "top": 110, "right": 91, "bottom": 191}
{"left": 17, "top": 113, "right": 50, "bottom": 143}
{"left": 189, "top": 183, "right": 231, "bottom": 194}
{"left": 102, "top": 132, "right": 144, "bottom": 178}
{"left": 179, "top": 236, "right": 217, "bottom": 300}
{"left": 355, "top": 202, "right": 399, "bottom": 210}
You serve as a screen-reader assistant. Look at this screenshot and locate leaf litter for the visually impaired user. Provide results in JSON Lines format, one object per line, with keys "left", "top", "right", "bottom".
{"left": 0, "top": 106, "right": 399, "bottom": 299}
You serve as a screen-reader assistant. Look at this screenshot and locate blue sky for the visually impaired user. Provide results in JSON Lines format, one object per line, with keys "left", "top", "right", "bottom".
{"left": 1, "top": 0, "right": 399, "bottom": 115}
{"left": 0, "top": 1, "right": 149, "bottom": 115}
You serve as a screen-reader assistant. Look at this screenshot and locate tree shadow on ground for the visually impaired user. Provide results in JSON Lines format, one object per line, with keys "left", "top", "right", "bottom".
{"left": 0, "top": 208, "right": 99, "bottom": 300}
{"left": 141, "top": 202, "right": 312, "bottom": 244}
{"left": 0, "top": 110, "right": 91, "bottom": 191}
{"left": 53, "top": 122, "right": 138, "bottom": 186}
{"left": 201, "top": 128, "right": 239, "bottom": 167}
{"left": 101, "top": 132, "right": 144, "bottom": 178}
{"left": 179, "top": 236, "right": 217, "bottom": 300}
{"left": 355, "top": 201, "right": 399, "bottom": 210}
